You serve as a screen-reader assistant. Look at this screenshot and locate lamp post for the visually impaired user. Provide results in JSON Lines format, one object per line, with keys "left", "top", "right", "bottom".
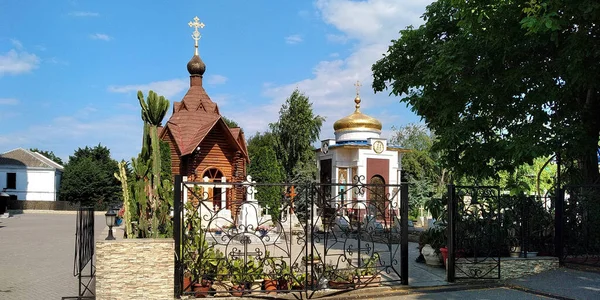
{"left": 105, "top": 207, "right": 116, "bottom": 240}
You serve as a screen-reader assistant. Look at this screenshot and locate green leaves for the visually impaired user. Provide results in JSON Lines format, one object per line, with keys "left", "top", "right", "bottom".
{"left": 373, "top": 0, "right": 600, "bottom": 184}
{"left": 269, "top": 89, "right": 324, "bottom": 181}
{"left": 59, "top": 145, "right": 121, "bottom": 209}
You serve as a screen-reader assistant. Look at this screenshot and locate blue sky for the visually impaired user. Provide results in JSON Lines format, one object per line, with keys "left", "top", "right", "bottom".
{"left": 0, "top": 0, "right": 433, "bottom": 162}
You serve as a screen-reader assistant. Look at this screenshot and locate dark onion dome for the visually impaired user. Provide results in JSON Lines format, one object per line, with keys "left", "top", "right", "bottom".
{"left": 187, "top": 54, "right": 206, "bottom": 76}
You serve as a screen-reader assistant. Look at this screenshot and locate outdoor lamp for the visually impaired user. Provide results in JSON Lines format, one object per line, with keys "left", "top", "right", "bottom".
{"left": 105, "top": 207, "right": 116, "bottom": 240}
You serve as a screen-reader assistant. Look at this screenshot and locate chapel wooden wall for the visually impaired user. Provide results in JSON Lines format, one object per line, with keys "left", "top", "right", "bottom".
{"left": 162, "top": 125, "right": 247, "bottom": 216}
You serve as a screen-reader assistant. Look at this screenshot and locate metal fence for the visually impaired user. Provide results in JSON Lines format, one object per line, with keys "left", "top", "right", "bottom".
{"left": 173, "top": 175, "right": 408, "bottom": 297}
{"left": 62, "top": 207, "right": 95, "bottom": 300}
{"left": 556, "top": 185, "right": 600, "bottom": 268}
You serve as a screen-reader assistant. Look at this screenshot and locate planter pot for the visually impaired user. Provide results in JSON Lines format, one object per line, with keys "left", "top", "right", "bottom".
{"left": 440, "top": 247, "right": 448, "bottom": 266}
{"left": 354, "top": 275, "right": 381, "bottom": 288}
{"left": 277, "top": 278, "right": 290, "bottom": 292}
{"left": 328, "top": 280, "right": 354, "bottom": 289}
{"left": 263, "top": 279, "right": 278, "bottom": 294}
{"left": 523, "top": 251, "right": 538, "bottom": 258}
{"left": 422, "top": 244, "right": 443, "bottom": 266}
{"left": 183, "top": 276, "right": 193, "bottom": 292}
{"left": 509, "top": 246, "right": 521, "bottom": 258}
{"left": 193, "top": 282, "right": 212, "bottom": 298}
{"left": 230, "top": 284, "right": 246, "bottom": 297}
{"left": 212, "top": 281, "right": 231, "bottom": 297}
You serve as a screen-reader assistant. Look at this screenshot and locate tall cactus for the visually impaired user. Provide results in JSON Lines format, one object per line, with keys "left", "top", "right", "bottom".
{"left": 114, "top": 160, "right": 134, "bottom": 238}
{"left": 132, "top": 154, "right": 150, "bottom": 237}
{"left": 137, "top": 90, "right": 169, "bottom": 238}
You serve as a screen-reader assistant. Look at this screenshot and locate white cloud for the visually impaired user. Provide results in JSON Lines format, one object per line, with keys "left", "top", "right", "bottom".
{"left": 285, "top": 34, "right": 304, "bottom": 45}
{"left": 90, "top": 33, "right": 112, "bottom": 41}
{"left": 0, "top": 98, "right": 19, "bottom": 105}
{"left": 108, "top": 78, "right": 188, "bottom": 100}
{"left": 206, "top": 74, "right": 228, "bottom": 85}
{"left": 69, "top": 11, "right": 99, "bottom": 17}
{"left": 0, "top": 49, "right": 40, "bottom": 76}
{"left": 242, "top": 0, "right": 430, "bottom": 141}
{"left": 11, "top": 39, "right": 23, "bottom": 49}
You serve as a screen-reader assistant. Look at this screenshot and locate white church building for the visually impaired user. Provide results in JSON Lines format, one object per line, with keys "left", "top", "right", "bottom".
{"left": 316, "top": 82, "right": 408, "bottom": 224}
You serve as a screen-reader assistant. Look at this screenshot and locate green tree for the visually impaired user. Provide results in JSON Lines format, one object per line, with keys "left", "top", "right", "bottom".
{"left": 247, "top": 132, "right": 285, "bottom": 219}
{"left": 30, "top": 148, "right": 64, "bottom": 165}
{"left": 59, "top": 144, "right": 120, "bottom": 209}
{"left": 269, "top": 89, "right": 325, "bottom": 182}
{"left": 372, "top": 0, "right": 600, "bottom": 185}
{"left": 390, "top": 124, "right": 447, "bottom": 218}
{"left": 222, "top": 116, "right": 239, "bottom": 128}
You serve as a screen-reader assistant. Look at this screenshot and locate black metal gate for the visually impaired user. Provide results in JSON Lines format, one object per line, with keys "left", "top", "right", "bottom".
{"left": 447, "top": 185, "right": 502, "bottom": 282}
{"left": 63, "top": 207, "right": 95, "bottom": 300}
{"left": 556, "top": 185, "right": 600, "bottom": 268}
{"left": 173, "top": 175, "right": 408, "bottom": 297}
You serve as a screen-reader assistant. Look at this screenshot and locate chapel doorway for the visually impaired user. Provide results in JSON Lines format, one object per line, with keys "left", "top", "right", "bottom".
{"left": 369, "top": 175, "right": 386, "bottom": 219}
{"left": 202, "top": 168, "right": 224, "bottom": 209}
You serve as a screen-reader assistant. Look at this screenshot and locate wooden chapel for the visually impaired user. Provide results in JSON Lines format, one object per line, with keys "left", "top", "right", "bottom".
{"left": 159, "top": 17, "right": 249, "bottom": 215}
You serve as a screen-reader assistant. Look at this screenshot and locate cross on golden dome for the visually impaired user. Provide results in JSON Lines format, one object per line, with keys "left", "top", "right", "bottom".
{"left": 188, "top": 16, "right": 205, "bottom": 56}
{"left": 354, "top": 80, "right": 362, "bottom": 109}
{"left": 354, "top": 80, "right": 362, "bottom": 97}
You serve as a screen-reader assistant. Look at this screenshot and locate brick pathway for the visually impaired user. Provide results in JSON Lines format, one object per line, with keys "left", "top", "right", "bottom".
{"left": 0, "top": 212, "right": 105, "bottom": 300}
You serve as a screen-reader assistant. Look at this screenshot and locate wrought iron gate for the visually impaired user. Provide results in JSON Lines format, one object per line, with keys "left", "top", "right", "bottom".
{"left": 556, "top": 185, "right": 600, "bottom": 268}
{"left": 62, "top": 207, "right": 95, "bottom": 300}
{"left": 447, "top": 185, "right": 502, "bottom": 282}
{"left": 173, "top": 175, "right": 408, "bottom": 297}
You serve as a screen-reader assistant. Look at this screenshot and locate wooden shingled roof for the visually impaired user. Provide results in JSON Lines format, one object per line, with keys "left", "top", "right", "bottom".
{"left": 160, "top": 74, "right": 248, "bottom": 160}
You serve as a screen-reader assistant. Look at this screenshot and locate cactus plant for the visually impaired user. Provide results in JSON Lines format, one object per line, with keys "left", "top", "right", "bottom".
{"left": 137, "top": 90, "right": 169, "bottom": 238}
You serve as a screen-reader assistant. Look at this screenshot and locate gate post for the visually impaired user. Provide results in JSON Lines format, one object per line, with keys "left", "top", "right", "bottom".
{"left": 555, "top": 187, "right": 564, "bottom": 265}
{"left": 400, "top": 183, "right": 409, "bottom": 285}
{"left": 174, "top": 175, "right": 182, "bottom": 297}
{"left": 446, "top": 184, "right": 456, "bottom": 283}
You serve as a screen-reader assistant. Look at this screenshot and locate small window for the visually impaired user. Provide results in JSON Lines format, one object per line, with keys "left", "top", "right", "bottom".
{"left": 6, "top": 173, "right": 16, "bottom": 189}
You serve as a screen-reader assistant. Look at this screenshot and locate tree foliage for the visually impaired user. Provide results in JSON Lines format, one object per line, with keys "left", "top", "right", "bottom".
{"left": 222, "top": 116, "right": 239, "bottom": 128}
{"left": 269, "top": 89, "right": 325, "bottom": 182}
{"left": 59, "top": 144, "right": 120, "bottom": 209}
{"left": 247, "top": 132, "right": 285, "bottom": 218}
{"left": 30, "top": 148, "right": 64, "bottom": 165}
{"left": 372, "top": 0, "right": 600, "bottom": 184}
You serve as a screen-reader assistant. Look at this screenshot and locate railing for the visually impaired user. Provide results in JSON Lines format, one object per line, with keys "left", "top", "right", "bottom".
{"left": 557, "top": 185, "right": 600, "bottom": 268}
{"left": 62, "top": 207, "right": 95, "bottom": 300}
{"left": 173, "top": 176, "right": 409, "bottom": 297}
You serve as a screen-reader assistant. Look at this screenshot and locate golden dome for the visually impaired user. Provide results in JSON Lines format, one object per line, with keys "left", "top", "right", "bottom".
{"left": 333, "top": 94, "right": 382, "bottom": 132}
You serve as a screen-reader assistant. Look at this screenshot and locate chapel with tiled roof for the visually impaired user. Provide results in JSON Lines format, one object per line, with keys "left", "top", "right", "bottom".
{"left": 160, "top": 17, "right": 249, "bottom": 213}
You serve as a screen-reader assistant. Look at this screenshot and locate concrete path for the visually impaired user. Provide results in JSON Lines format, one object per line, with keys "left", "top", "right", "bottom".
{"left": 507, "top": 268, "right": 600, "bottom": 300}
{"left": 0, "top": 211, "right": 105, "bottom": 300}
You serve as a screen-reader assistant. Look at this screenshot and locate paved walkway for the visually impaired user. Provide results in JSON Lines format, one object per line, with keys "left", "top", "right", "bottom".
{"left": 0, "top": 211, "right": 105, "bottom": 300}
{"left": 3, "top": 212, "right": 599, "bottom": 299}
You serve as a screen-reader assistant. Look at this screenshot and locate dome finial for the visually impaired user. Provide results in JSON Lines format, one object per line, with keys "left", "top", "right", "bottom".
{"left": 354, "top": 80, "right": 362, "bottom": 110}
{"left": 188, "top": 16, "right": 205, "bottom": 56}
{"left": 187, "top": 16, "right": 206, "bottom": 77}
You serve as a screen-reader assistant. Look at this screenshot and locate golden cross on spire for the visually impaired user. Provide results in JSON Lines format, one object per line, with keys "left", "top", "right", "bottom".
{"left": 188, "top": 16, "right": 205, "bottom": 56}
{"left": 354, "top": 80, "right": 362, "bottom": 110}
{"left": 354, "top": 80, "right": 362, "bottom": 97}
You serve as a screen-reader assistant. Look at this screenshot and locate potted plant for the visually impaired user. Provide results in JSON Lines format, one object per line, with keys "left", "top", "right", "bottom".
{"left": 419, "top": 227, "right": 445, "bottom": 266}
{"left": 354, "top": 253, "right": 381, "bottom": 288}
{"left": 228, "top": 259, "right": 247, "bottom": 296}
{"left": 325, "top": 264, "right": 355, "bottom": 289}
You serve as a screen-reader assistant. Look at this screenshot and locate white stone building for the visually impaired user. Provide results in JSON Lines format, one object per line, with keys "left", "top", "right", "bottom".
{"left": 315, "top": 83, "right": 408, "bottom": 222}
{"left": 0, "top": 148, "right": 64, "bottom": 201}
